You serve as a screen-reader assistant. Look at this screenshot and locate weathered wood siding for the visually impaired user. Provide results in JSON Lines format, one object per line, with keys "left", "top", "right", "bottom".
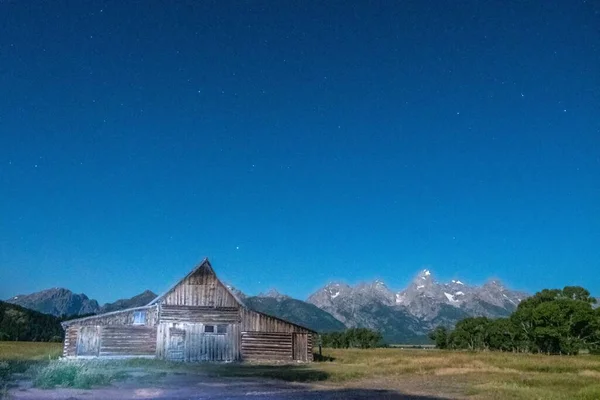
{"left": 241, "top": 332, "right": 292, "bottom": 361}
{"left": 76, "top": 326, "right": 101, "bottom": 356}
{"left": 161, "top": 265, "right": 238, "bottom": 307}
{"left": 99, "top": 326, "right": 156, "bottom": 357}
{"left": 240, "top": 308, "right": 312, "bottom": 334}
{"left": 293, "top": 333, "right": 307, "bottom": 362}
{"left": 63, "top": 326, "right": 78, "bottom": 357}
{"left": 64, "top": 306, "right": 158, "bottom": 358}
{"left": 159, "top": 305, "right": 240, "bottom": 324}
{"left": 157, "top": 323, "right": 240, "bottom": 361}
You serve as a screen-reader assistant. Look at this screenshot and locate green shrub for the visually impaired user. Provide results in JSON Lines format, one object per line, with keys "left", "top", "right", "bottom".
{"left": 30, "top": 361, "right": 128, "bottom": 389}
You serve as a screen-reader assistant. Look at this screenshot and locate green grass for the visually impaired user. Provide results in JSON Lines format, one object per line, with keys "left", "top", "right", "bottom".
{"left": 3, "top": 341, "right": 600, "bottom": 399}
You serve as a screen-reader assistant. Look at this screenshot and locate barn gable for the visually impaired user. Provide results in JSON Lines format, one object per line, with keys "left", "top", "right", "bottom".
{"left": 148, "top": 258, "right": 244, "bottom": 308}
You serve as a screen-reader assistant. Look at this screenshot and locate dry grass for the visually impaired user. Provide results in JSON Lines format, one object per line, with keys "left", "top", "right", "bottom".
{"left": 308, "top": 348, "right": 600, "bottom": 399}
{"left": 3, "top": 342, "right": 600, "bottom": 399}
{"left": 0, "top": 342, "right": 62, "bottom": 361}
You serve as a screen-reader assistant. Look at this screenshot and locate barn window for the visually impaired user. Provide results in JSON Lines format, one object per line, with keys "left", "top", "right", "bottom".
{"left": 204, "top": 325, "right": 215, "bottom": 333}
{"left": 133, "top": 311, "right": 146, "bottom": 325}
{"left": 217, "top": 325, "right": 227, "bottom": 334}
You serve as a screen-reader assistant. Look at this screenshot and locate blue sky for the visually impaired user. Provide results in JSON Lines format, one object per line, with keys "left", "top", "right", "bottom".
{"left": 1, "top": 1, "right": 599, "bottom": 303}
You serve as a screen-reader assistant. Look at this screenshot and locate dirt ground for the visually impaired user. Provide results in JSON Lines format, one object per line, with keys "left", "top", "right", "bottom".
{"left": 8, "top": 372, "right": 448, "bottom": 400}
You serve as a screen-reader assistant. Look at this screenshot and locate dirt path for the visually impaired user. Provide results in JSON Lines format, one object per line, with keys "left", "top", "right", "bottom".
{"left": 8, "top": 373, "right": 448, "bottom": 399}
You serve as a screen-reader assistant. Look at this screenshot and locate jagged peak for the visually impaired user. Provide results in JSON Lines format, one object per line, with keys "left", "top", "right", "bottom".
{"left": 258, "top": 288, "right": 290, "bottom": 299}
{"left": 484, "top": 279, "right": 505, "bottom": 290}
{"left": 412, "top": 269, "right": 435, "bottom": 284}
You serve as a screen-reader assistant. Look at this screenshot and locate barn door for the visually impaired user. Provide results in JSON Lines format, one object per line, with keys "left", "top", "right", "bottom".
{"left": 76, "top": 326, "right": 100, "bottom": 356}
{"left": 292, "top": 333, "right": 308, "bottom": 362}
{"left": 167, "top": 328, "right": 185, "bottom": 361}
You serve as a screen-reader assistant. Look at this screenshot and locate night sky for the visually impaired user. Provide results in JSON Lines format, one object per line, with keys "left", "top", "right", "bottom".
{"left": 1, "top": 1, "right": 599, "bottom": 303}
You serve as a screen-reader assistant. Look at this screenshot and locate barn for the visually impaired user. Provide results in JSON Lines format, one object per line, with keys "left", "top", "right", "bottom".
{"left": 61, "top": 259, "right": 315, "bottom": 362}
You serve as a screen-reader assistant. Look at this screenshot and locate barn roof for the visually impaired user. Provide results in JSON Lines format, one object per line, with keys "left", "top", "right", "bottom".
{"left": 61, "top": 304, "right": 154, "bottom": 327}
{"left": 146, "top": 258, "right": 247, "bottom": 307}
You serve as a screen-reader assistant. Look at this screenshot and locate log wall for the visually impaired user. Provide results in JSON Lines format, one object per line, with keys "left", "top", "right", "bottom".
{"left": 99, "top": 326, "right": 156, "bottom": 357}
{"left": 159, "top": 305, "right": 240, "bottom": 324}
{"left": 241, "top": 332, "right": 292, "bottom": 361}
{"left": 63, "top": 326, "right": 78, "bottom": 357}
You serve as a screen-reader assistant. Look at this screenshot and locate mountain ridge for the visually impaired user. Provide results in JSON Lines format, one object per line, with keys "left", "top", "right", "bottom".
{"left": 7, "top": 288, "right": 158, "bottom": 317}
{"left": 7, "top": 269, "right": 539, "bottom": 343}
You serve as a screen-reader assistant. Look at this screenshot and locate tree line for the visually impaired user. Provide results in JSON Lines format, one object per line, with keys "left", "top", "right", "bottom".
{"left": 430, "top": 286, "right": 600, "bottom": 355}
{"left": 320, "top": 327, "right": 383, "bottom": 349}
{"left": 0, "top": 301, "right": 64, "bottom": 342}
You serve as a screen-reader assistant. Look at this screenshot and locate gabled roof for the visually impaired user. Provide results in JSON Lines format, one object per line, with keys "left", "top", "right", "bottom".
{"left": 147, "top": 258, "right": 247, "bottom": 307}
{"left": 61, "top": 304, "right": 153, "bottom": 327}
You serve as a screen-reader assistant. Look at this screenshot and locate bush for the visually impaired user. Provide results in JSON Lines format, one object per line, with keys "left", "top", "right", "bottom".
{"left": 30, "top": 361, "right": 128, "bottom": 389}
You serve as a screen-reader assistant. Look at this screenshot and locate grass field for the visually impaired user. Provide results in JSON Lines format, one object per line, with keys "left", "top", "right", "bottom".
{"left": 0, "top": 342, "right": 62, "bottom": 361}
{"left": 2, "top": 342, "right": 600, "bottom": 399}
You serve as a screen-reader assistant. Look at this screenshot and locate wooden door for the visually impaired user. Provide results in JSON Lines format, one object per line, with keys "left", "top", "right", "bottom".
{"left": 76, "top": 326, "right": 100, "bottom": 356}
{"left": 167, "top": 328, "right": 185, "bottom": 361}
{"left": 292, "top": 333, "right": 308, "bottom": 362}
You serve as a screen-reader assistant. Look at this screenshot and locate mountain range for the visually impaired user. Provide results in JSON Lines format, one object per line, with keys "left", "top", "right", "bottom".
{"left": 7, "top": 288, "right": 157, "bottom": 317}
{"left": 6, "top": 269, "right": 539, "bottom": 343}
{"left": 306, "top": 270, "right": 528, "bottom": 342}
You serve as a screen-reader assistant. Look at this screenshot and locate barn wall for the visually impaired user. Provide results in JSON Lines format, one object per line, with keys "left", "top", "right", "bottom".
{"left": 63, "top": 306, "right": 158, "bottom": 358}
{"left": 159, "top": 305, "right": 240, "bottom": 324}
{"left": 156, "top": 322, "right": 240, "bottom": 361}
{"left": 241, "top": 332, "right": 292, "bottom": 361}
{"left": 99, "top": 326, "right": 156, "bottom": 357}
{"left": 161, "top": 266, "right": 238, "bottom": 307}
{"left": 63, "top": 326, "right": 78, "bottom": 357}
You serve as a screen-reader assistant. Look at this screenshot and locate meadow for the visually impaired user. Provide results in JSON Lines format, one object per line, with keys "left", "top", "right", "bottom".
{"left": 2, "top": 342, "right": 600, "bottom": 399}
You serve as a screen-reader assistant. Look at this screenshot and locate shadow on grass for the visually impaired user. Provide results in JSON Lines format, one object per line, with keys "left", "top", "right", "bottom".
{"left": 297, "top": 388, "right": 448, "bottom": 400}
{"left": 207, "top": 364, "right": 330, "bottom": 382}
{"left": 313, "top": 353, "right": 336, "bottom": 362}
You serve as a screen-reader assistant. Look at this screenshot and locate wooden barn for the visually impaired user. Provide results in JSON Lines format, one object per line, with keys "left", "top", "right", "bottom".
{"left": 61, "top": 259, "right": 315, "bottom": 362}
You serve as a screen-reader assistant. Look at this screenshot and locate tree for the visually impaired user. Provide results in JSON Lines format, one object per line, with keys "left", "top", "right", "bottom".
{"left": 320, "top": 328, "right": 383, "bottom": 349}
{"left": 429, "top": 326, "right": 448, "bottom": 349}
{"left": 486, "top": 318, "right": 519, "bottom": 352}
{"left": 443, "top": 286, "right": 600, "bottom": 355}
{"left": 449, "top": 317, "right": 491, "bottom": 350}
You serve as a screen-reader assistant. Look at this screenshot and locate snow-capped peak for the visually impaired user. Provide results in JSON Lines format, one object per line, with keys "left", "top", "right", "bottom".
{"left": 451, "top": 279, "right": 464, "bottom": 285}
{"left": 330, "top": 291, "right": 340, "bottom": 299}
{"left": 416, "top": 269, "right": 433, "bottom": 282}
{"left": 444, "top": 292, "right": 459, "bottom": 302}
